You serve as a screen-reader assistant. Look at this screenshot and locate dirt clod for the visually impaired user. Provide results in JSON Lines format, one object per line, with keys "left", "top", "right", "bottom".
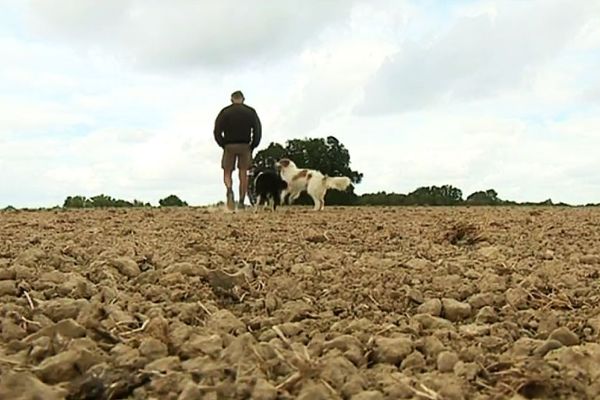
{"left": 180, "top": 334, "right": 223, "bottom": 358}
{"left": 139, "top": 337, "right": 169, "bottom": 360}
{"left": 417, "top": 298, "right": 442, "bottom": 316}
{"left": 2, "top": 319, "right": 27, "bottom": 341}
{"left": 341, "top": 374, "right": 367, "bottom": 398}
{"left": 506, "top": 287, "right": 529, "bottom": 309}
{"left": 352, "top": 390, "right": 385, "bottom": 400}
{"left": 177, "top": 381, "right": 203, "bottom": 400}
{"left": 0, "top": 371, "right": 67, "bottom": 400}
{"left": 453, "top": 361, "right": 480, "bottom": 381}
{"left": 208, "top": 309, "right": 246, "bottom": 335}
{"left": 549, "top": 327, "right": 580, "bottom": 346}
{"left": 35, "top": 349, "right": 102, "bottom": 384}
{"left": 400, "top": 350, "right": 426, "bottom": 371}
{"left": 413, "top": 313, "right": 454, "bottom": 330}
{"left": 110, "top": 256, "right": 141, "bottom": 278}
{"left": 442, "top": 298, "right": 472, "bottom": 321}
{"left": 0, "top": 280, "right": 18, "bottom": 296}
{"left": 475, "top": 306, "right": 498, "bottom": 323}
{"left": 437, "top": 350, "right": 460, "bottom": 372}
{"left": 252, "top": 378, "right": 278, "bottom": 400}
{"left": 372, "top": 336, "right": 413, "bottom": 365}
{"left": 533, "top": 339, "right": 563, "bottom": 357}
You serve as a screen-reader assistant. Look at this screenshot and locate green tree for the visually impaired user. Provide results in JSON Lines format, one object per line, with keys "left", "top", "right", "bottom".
{"left": 466, "top": 189, "right": 501, "bottom": 205}
{"left": 252, "top": 142, "right": 287, "bottom": 170}
{"left": 407, "top": 185, "right": 463, "bottom": 205}
{"left": 88, "top": 194, "right": 129, "bottom": 207}
{"left": 63, "top": 196, "right": 89, "bottom": 208}
{"left": 253, "top": 136, "right": 363, "bottom": 205}
{"left": 159, "top": 195, "right": 188, "bottom": 207}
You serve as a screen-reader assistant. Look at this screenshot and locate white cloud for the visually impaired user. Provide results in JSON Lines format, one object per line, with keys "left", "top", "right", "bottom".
{"left": 0, "top": 97, "right": 89, "bottom": 134}
{"left": 25, "top": 0, "right": 359, "bottom": 71}
{"left": 356, "top": 0, "right": 597, "bottom": 114}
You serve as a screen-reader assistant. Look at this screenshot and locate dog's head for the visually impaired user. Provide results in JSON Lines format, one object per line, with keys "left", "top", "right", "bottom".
{"left": 275, "top": 158, "right": 295, "bottom": 172}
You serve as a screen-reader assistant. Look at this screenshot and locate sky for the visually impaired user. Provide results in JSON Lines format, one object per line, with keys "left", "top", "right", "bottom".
{"left": 1, "top": 0, "right": 599, "bottom": 207}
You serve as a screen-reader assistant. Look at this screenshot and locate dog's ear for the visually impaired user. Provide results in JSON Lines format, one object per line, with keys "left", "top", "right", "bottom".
{"left": 278, "top": 158, "right": 291, "bottom": 168}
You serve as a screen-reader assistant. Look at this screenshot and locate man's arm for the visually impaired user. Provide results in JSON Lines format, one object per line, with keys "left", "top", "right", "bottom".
{"left": 251, "top": 110, "right": 262, "bottom": 149}
{"left": 213, "top": 109, "right": 225, "bottom": 147}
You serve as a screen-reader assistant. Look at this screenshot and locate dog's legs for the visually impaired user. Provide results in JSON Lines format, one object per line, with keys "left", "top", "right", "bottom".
{"left": 308, "top": 185, "right": 327, "bottom": 211}
{"left": 289, "top": 191, "right": 301, "bottom": 205}
{"left": 254, "top": 194, "right": 262, "bottom": 213}
{"left": 262, "top": 196, "right": 270, "bottom": 211}
{"left": 308, "top": 192, "right": 321, "bottom": 211}
{"left": 280, "top": 189, "right": 288, "bottom": 206}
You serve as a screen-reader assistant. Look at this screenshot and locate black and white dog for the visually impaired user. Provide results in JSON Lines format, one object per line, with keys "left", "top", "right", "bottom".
{"left": 251, "top": 168, "right": 288, "bottom": 211}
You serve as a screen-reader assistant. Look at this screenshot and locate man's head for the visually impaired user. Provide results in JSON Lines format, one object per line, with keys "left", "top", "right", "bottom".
{"left": 231, "top": 90, "right": 245, "bottom": 104}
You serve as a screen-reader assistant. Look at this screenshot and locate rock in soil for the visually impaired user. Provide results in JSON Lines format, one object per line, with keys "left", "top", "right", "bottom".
{"left": 35, "top": 349, "right": 103, "bottom": 384}
{"left": 442, "top": 298, "right": 472, "bottom": 321}
{"left": 372, "top": 336, "right": 413, "bottom": 365}
{"left": 437, "top": 350, "right": 460, "bottom": 372}
{"left": 0, "top": 280, "right": 18, "bottom": 296}
{"left": 139, "top": 337, "right": 169, "bottom": 360}
{"left": 549, "top": 327, "right": 580, "bottom": 346}
{"left": 534, "top": 339, "right": 563, "bottom": 357}
{"left": 352, "top": 390, "right": 385, "bottom": 400}
{"left": 0, "top": 371, "right": 67, "bottom": 400}
{"left": 110, "top": 256, "right": 141, "bottom": 278}
{"left": 252, "top": 378, "right": 278, "bottom": 400}
{"left": 400, "top": 351, "right": 426, "bottom": 371}
{"left": 417, "top": 298, "right": 442, "bottom": 316}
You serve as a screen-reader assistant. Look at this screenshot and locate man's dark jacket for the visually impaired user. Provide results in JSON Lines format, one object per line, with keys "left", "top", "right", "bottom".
{"left": 213, "top": 104, "right": 262, "bottom": 149}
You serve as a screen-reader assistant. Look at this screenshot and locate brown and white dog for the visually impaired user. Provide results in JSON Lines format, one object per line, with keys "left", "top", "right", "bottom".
{"left": 275, "top": 158, "right": 352, "bottom": 210}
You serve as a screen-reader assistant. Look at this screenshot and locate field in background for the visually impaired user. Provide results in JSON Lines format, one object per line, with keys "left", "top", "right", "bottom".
{"left": 1, "top": 206, "right": 600, "bottom": 399}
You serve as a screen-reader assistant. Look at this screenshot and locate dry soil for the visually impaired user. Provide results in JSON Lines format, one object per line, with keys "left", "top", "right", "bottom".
{"left": 1, "top": 206, "right": 600, "bottom": 399}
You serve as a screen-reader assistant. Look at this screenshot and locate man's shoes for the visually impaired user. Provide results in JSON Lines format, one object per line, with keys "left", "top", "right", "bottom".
{"left": 226, "top": 188, "right": 235, "bottom": 211}
{"left": 237, "top": 202, "right": 246, "bottom": 210}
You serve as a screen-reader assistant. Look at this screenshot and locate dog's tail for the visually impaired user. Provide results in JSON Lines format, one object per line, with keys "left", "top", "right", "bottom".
{"left": 324, "top": 176, "right": 352, "bottom": 191}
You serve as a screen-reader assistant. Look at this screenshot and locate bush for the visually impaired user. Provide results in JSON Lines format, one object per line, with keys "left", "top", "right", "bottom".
{"left": 159, "top": 195, "right": 188, "bottom": 207}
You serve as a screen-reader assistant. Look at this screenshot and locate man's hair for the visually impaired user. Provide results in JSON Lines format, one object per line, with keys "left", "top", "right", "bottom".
{"left": 231, "top": 90, "right": 244, "bottom": 101}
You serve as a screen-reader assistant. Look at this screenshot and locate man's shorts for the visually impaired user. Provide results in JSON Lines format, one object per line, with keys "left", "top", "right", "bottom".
{"left": 221, "top": 143, "right": 252, "bottom": 171}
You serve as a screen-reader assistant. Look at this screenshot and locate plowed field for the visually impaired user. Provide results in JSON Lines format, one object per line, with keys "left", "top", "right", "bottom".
{"left": 1, "top": 206, "right": 599, "bottom": 399}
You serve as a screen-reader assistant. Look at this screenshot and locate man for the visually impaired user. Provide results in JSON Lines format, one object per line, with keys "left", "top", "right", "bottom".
{"left": 213, "top": 90, "right": 262, "bottom": 210}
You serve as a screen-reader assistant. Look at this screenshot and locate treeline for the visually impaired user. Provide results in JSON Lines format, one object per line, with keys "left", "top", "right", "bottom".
{"left": 2, "top": 189, "right": 596, "bottom": 211}
{"left": 62, "top": 194, "right": 187, "bottom": 208}
{"left": 59, "top": 187, "right": 588, "bottom": 209}
{"left": 355, "top": 187, "right": 570, "bottom": 206}
{"left": 357, "top": 186, "right": 504, "bottom": 206}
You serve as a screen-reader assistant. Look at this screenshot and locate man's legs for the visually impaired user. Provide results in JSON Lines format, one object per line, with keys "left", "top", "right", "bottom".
{"left": 237, "top": 144, "right": 253, "bottom": 209}
{"left": 224, "top": 168, "right": 235, "bottom": 209}
{"left": 238, "top": 168, "right": 248, "bottom": 207}
{"left": 221, "top": 146, "right": 235, "bottom": 210}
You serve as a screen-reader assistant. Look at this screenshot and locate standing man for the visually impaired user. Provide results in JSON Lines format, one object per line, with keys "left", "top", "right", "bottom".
{"left": 213, "top": 90, "right": 262, "bottom": 210}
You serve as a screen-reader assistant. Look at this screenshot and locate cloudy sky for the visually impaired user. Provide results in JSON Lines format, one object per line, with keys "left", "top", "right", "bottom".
{"left": 1, "top": 0, "right": 599, "bottom": 207}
